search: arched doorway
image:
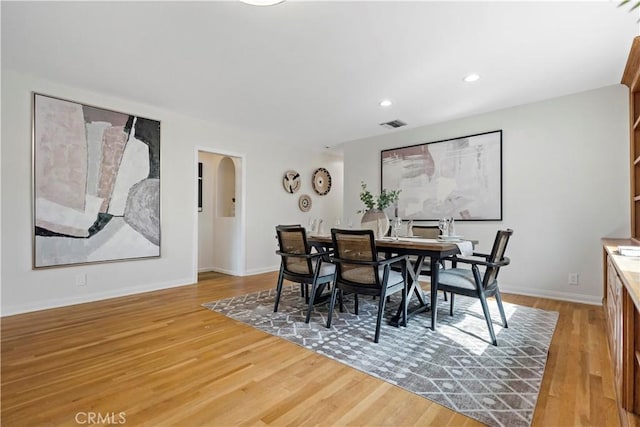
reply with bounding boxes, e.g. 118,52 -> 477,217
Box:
196,149 -> 245,276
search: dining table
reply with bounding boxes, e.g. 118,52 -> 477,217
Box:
307,233 -> 476,331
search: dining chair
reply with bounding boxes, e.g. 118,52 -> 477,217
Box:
436,229 -> 513,346
326,228 -> 409,343
410,224 -> 441,239
274,225 -> 336,323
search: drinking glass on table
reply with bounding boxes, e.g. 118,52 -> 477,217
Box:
438,218 -> 449,237
392,218 -> 403,240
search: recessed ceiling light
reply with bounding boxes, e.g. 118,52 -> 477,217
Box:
240,0 -> 285,6
463,74 -> 480,83
379,99 -> 392,107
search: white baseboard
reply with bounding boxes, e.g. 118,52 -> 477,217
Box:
242,265 -> 280,276
1,277 -> 195,317
202,267 -> 237,275
499,286 -> 602,306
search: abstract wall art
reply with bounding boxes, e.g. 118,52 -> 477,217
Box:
32,93 -> 161,268
381,130 -> 502,221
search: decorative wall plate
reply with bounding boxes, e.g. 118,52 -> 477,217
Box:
312,167 -> 332,195
298,194 -> 312,212
283,170 -> 301,194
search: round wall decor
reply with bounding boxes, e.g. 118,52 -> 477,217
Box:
283,170 -> 301,194
298,194 -> 312,212
312,167 -> 332,195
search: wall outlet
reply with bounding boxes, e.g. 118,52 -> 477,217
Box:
568,273 -> 579,286
75,273 -> 87,287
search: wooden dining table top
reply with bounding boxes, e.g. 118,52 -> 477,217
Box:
307,234 -> 474,252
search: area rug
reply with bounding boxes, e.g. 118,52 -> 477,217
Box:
203,285 -> 558,427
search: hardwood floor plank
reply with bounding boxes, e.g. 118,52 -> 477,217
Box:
0,272 -> 622,426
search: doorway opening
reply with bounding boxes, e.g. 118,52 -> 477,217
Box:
196,148 -> 245,277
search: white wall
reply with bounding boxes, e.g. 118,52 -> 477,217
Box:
342,85 -> 630,305
1,70 -> 343,315
242,148 -> 344,274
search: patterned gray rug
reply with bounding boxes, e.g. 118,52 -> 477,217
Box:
203,284 -> 558,427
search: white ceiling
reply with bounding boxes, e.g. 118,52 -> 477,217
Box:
2,1 -> 638,149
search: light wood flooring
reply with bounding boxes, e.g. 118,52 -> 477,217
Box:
1,271 -> 621,426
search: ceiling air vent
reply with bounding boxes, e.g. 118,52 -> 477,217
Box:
380,119 -> 407,129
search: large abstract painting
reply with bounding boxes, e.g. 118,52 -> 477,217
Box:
381,130 -> 502,221
32,93 -> 161,268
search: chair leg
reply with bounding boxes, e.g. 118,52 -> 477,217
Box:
339,290 -> 344,312
354,294 -> 359,315
402,284 -> 408,327
326,285 -> 339,329
431,282 -> 439,331
305,281 -> 319,323
274,266 -> 285,312
449,293 -> 455,316
478,292 -> 497,346
443,291 -> 448,302
374,291 -> 387,343
304,283 -> 311,304
494,289 -> 509,328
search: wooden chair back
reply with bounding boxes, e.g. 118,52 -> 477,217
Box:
411,225 -> 440,238
331,228 -> 379,287
483,229 -> 513,287
275,225 -> 313,276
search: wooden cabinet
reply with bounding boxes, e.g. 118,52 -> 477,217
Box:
607,255 -> 625,398
603,240 -> 640,427
622,36 -> 640,244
